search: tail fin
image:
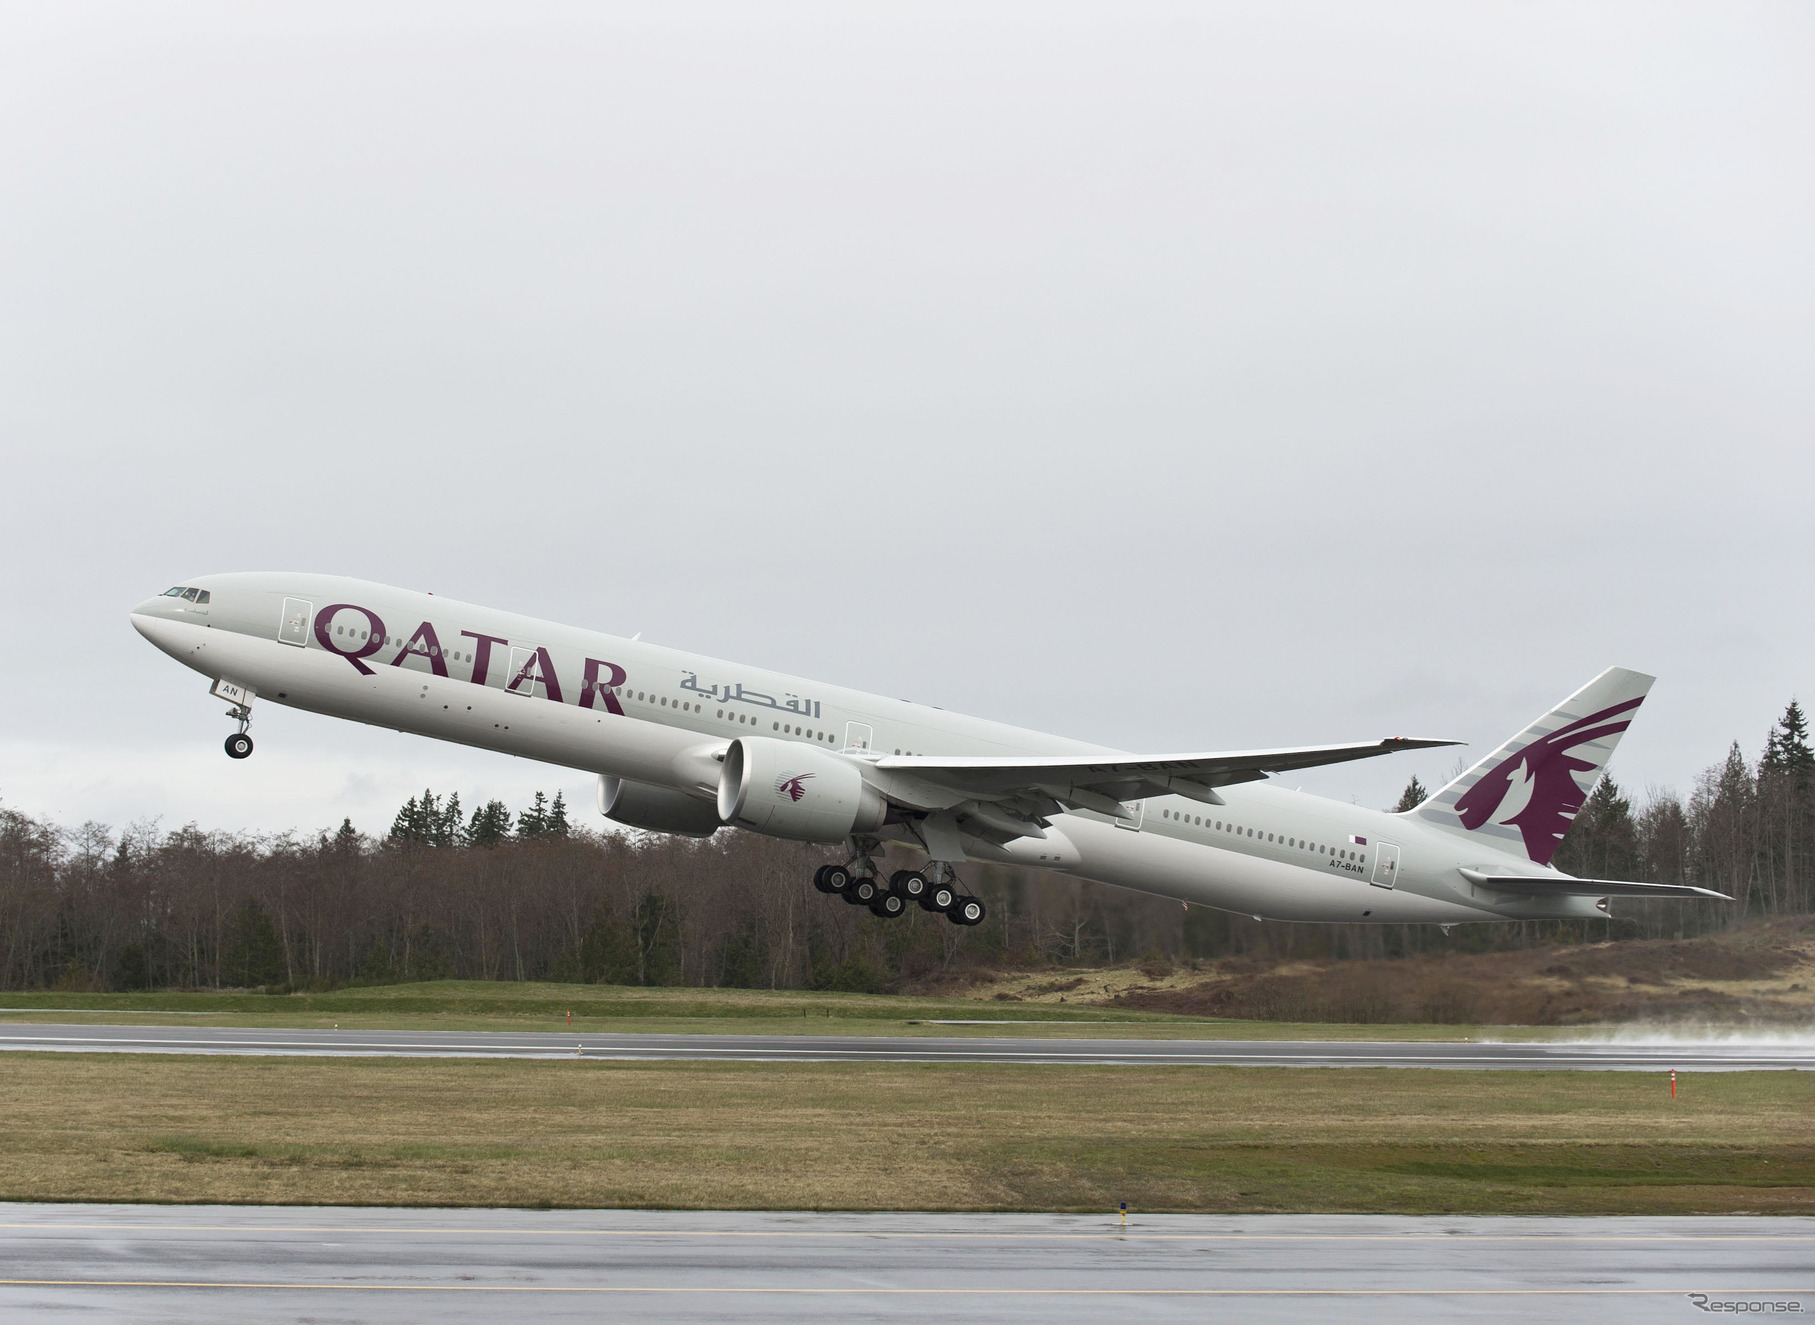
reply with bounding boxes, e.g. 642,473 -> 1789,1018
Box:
1412,667 -> 1655,866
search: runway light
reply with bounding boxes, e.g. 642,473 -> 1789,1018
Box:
1120,1200 -> 1127,1226
1671,1069 -> 1677,1100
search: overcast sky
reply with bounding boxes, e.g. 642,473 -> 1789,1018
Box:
1,1 -> 1810,842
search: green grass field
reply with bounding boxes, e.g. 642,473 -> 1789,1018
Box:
0,980 -> 1570,1039
0,1053 -> 1808,1214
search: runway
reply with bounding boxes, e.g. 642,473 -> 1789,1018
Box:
0,1205 -> 1808,1324
0,1022 -> 1810,1069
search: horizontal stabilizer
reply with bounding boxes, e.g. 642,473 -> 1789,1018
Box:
1459,869 -> 1730,901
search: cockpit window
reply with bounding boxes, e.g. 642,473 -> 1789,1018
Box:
161,586 -> 210,604
162,587 -> 186,597
181,587 -> 200,602
197,590 -> 210,604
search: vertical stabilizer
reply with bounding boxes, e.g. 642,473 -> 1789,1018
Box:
1412,667 -> 1654,866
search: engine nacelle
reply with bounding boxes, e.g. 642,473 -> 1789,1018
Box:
716,737 -> 887,843
597,775 -> 722,838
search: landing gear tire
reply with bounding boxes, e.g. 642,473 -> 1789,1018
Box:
949,896 -> 986,926
817,864 -> 851,894
868,891 -> 906,919
224,733 -> 254,760
843,875 -> 880,906
889,870 -> 928,903
924,881 -> 957,912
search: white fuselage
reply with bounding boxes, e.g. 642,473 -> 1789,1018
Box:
130,573 -> 1595,926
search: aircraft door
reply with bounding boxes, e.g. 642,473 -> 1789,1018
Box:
1370,843 -> 1401,889
503,645 -> 544,697
844,722 -> 874,754
278,598 -> 312,647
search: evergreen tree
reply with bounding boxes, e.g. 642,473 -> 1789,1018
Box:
1694,743 -> 1758,911
1757,700 -> 1814,913
719,919 -> 767,988
332,818 -> 360,852
547,790 -> 570,838
1390,775 -> 1429,814
577,909 -> 639,984
221,900 -> 285,987
1762,699 -> 1814,783
466,799 -> 513,847
436,793 -> 463,848
516,791 -> 550,840
1554,774 -> 1640,881
389,790 -> 444,846
389,794 -> 422,843
633,892 -> 681,985
388,791 -> 464,847
114,941 -> 150,991
403,925 -> 453,980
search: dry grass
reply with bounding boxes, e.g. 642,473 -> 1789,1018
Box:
0,1054 -> 1810,1214
1102,919 -> 1815,1025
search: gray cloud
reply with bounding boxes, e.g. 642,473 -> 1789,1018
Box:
2,1 -> 1809,836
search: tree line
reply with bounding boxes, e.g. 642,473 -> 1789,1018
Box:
0,700 -> 1808,992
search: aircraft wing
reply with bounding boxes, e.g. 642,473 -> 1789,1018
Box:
870,737 -> 1460,827
1459,871 -> 1732,901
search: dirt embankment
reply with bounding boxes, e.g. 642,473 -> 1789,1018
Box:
933,919 -> 1815,1026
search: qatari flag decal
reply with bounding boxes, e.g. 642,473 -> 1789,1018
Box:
1349,835 -> 1368,845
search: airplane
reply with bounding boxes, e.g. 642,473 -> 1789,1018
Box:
130,574 -> 1728,928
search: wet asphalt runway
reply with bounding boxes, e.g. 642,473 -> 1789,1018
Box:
0,1022 -> 1810,1069
0,1206 -> 1808,1324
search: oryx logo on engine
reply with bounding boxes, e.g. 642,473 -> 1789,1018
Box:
775,772 -> 815,802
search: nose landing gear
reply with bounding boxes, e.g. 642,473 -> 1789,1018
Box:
213,679 -> 256,760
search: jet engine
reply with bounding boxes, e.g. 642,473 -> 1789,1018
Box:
716,737 -> 887,843
596,775 -> 722,838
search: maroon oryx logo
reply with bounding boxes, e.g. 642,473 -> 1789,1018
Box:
1453,697 -> 1642,864
775,772 -> 815,802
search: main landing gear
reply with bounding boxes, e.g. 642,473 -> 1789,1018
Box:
812,851 -> 986,927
